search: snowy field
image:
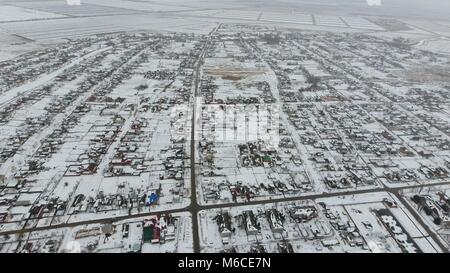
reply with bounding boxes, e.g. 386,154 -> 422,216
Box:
0,5 -> 65,22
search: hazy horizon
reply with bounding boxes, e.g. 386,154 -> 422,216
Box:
0,0 -> 449,21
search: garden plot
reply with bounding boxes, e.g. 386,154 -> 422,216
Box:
164,41 -> 197,55
350,61 -> 389,79
330,80 -> 371,101
287,73 -> 309,89
308,151 -> 380,192
211,77 -> 264,101
282,104 -> 382,193
0,77 -> 85,151
203,58 -> 267,101
212,40 -> 245,58
198,111 -> 315,205
300,60 -> 330,78
370,157 -> 450,188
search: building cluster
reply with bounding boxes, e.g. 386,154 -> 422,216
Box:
0,32 -> 200,232
142,214 -> 177,245
412,192 -> 450,226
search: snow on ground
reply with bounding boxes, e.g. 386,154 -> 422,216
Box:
1,212 -> 193,253
199,192 -> 440,253
0,5 -> 65,22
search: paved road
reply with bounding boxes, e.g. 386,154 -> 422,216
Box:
188,23 -> 221,253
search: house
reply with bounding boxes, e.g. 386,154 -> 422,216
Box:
290,206 -> 318,222
267,209 -> 284,233
243,210 -> 259,235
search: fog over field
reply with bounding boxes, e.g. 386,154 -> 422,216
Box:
1,0 -> 449,21
1,0 -> 449,22
0,0 -> 448,59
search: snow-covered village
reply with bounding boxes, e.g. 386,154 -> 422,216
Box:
0,0 -> 450,254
